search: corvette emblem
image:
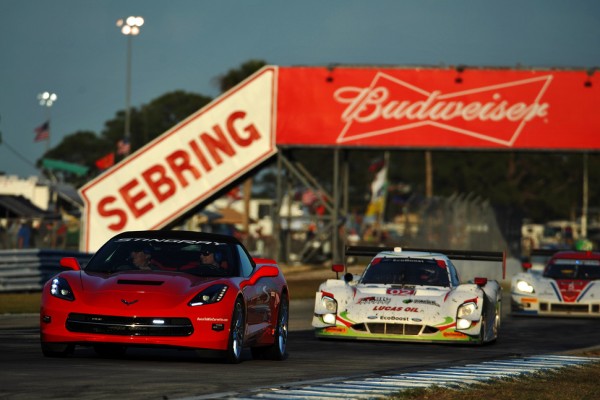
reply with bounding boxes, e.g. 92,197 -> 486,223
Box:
121,299 -> 139,306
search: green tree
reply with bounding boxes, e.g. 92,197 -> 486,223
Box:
213,59 -> 267,92
38,131 -> 110,187
100,90 -> 212,157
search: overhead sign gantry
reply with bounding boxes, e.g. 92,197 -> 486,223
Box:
80,65 -> 600,252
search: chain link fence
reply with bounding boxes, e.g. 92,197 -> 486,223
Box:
249,192 -> 522,266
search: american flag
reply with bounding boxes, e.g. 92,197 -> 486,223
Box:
117,139 -> 131,155
34,121 -> 50,142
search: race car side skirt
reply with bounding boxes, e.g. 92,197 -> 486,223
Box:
314,327 -> 483,344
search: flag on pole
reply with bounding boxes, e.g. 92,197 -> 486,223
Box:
117,139 -> 131,155
95,152 -> 115,170
34,121 -> 50,142
365,157 -> 388,220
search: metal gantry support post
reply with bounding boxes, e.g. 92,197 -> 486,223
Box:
333,148 -> 340,264
273,147 -> 348,265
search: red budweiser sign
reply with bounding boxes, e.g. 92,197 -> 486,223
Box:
276,66 -> 600,149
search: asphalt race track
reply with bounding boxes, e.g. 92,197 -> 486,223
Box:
1,299 -> 599,400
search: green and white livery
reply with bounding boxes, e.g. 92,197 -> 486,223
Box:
313,246 -> 504,344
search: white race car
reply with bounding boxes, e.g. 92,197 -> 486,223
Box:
313,246 -> 505,344
511,250 -> 600,317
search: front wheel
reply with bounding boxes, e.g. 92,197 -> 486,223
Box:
494,299 -> 502,335
225,298 -> 245,364
477,314 -> 487,345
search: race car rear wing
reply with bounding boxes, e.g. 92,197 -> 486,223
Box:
529,248 -> 562,257
523,248 -> 597,269
344,245 -> 507,279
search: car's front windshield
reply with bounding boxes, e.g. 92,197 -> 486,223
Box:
544,259 -> 600,280
361,257 -> 450,287
84,237 -> 239,277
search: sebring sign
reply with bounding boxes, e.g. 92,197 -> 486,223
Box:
80,68 -> 277,252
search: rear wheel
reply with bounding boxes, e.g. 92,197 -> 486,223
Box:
493,299 -> 502,337
225,298 -> 245,364
41,342 -> 75,358
252,294 -> 289,361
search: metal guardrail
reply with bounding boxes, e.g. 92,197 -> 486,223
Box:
0,249 -> 93,293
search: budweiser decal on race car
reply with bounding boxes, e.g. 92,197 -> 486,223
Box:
334,72 -> 552,146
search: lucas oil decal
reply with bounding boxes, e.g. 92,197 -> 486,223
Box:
373,306 -> 420,312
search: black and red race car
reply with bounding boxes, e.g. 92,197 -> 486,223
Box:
40,230 -> 289,363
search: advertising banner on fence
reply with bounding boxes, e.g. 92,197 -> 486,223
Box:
276,66 -> 600,150
79,67 -> 277,252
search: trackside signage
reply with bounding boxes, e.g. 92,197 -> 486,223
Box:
79,67 -> 277,252
275,67 -> 600,149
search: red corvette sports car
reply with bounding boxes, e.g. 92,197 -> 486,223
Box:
40,230 -> 289,363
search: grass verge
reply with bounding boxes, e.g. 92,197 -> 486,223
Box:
0,292 -> 40,314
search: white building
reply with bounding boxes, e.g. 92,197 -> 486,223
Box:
0,175 -> 50,210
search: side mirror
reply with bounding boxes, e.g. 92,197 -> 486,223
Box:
522,262 -> 532,270
332,264 -> 345,279
343,272 -> 354,283
332,264 -> 345,273
60,257 -> 81,271
474,277 -> 488,287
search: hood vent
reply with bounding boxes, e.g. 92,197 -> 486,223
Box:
117,279 -> 164,286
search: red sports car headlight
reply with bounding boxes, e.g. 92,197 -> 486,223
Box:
188,284 -> 228,306
50,276 -> 75,301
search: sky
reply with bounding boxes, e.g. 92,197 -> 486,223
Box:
1,0 -> 600,179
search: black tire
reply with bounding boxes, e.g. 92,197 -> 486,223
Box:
93,344 -> 127,358
41,342 -> 75,358
252,294 -> 289,361
225,298 -> 245,364
494,299 -> 502,335
478,313 -> 487,345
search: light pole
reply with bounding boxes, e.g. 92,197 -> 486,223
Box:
116,16 -> 144,153
37,91 -> 57,152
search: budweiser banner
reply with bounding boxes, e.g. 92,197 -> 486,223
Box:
79,68 -> 277,251
276,66 -> 600,149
